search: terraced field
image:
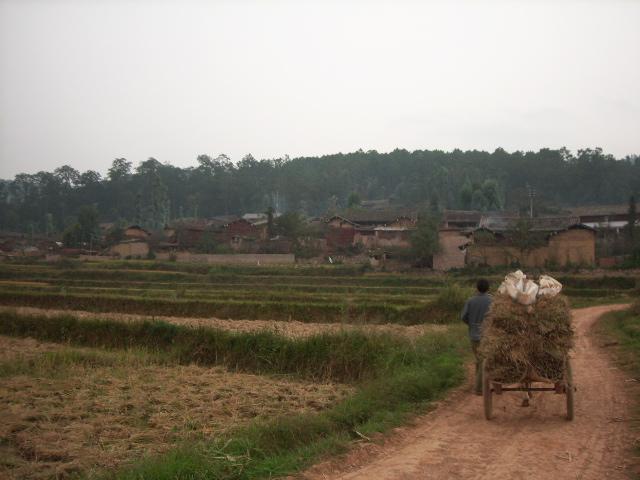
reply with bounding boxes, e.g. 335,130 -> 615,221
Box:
0,260 -> 637,479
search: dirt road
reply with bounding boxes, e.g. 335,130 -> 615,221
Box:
303,304 -> 636,480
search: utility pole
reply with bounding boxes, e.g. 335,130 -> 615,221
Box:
526,184 -> 536,218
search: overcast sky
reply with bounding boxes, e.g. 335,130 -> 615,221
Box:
1,0 -> 639,178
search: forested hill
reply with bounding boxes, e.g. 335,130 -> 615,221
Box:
1,147 -> 639,234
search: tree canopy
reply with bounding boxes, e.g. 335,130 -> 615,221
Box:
1,147 -> 638,235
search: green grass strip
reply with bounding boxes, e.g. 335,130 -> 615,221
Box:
0,291 -> 456,324
597,301 -> 640,376
0,309 -> 461,383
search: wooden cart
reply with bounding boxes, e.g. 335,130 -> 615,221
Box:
482,357 -> 575,421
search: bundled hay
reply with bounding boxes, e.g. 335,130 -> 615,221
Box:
479,294 -> 573,383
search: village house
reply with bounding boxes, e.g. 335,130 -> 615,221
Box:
431,210 -> 484,270
566,204 -> 637,265
326,208 -> 488,269
162,216 -> 235,250
466,216 -> 596,268
325,209 -> 418,251
568,204 -> 633,231
108,225 -> 151,258
432,210 -> 507,270
432,228 -> 470,271
161,215 -> 270,253
440,210 -> 483,230
225,218 -> 268,251
123,225 -> 151,240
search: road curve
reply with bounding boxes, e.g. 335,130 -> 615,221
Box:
302,304 -> 635,480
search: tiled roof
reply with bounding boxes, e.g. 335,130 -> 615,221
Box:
168,216 -> 240,230
442,210 -> 483,222
478,215 -> 585,232
334,208 -> 418,224
568,204 -> 629,217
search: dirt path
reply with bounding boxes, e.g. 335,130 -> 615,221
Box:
303,304 -> 636,480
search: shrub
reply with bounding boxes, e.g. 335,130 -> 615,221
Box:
432,284 -> 471,314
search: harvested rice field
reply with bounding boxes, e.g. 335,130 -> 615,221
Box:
0,306 -> 448,339
0,261 -> 637,479
0,335 -> 353,480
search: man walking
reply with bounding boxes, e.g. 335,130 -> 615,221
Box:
461,279 -> 492,395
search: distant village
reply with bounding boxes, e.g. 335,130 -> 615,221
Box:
0,200 -> 637,271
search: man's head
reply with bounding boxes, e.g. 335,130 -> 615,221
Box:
476,278 -> 489,293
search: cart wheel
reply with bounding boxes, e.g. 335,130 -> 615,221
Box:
565,357 -> 574,421
483,360 -> 492,420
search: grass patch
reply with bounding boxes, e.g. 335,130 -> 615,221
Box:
597,302 -> 640,378
0,345 -> 165,378
557,275 -> 638,290
0,310 -> 463,383
91,261 -> 368,277
569,295 -> 633,309
0,276 -> 443,295
595,301 -> 640,478
0,283 -> 433,306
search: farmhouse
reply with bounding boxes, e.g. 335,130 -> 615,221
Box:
441,210 -> 483,230
567,204 -> 638,265
160,215 -> 271,253
568,204 -> 632,231
325,208 -> 490,269
226,218 -> 267,241
109,240 -> 149,258
123,225 -> 150,240
107,225 -> 151,258
466,216 -> 596,267
163,216 -> 237,250
432,228 -> 470,271
326,209 -> 418,251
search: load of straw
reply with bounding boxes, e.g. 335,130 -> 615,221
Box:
479,293 -> 573,383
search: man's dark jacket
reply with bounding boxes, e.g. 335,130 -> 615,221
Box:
461,293 -> 492,341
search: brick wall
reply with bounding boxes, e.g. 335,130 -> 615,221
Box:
155,252 -> 295,265
110,242 -> 150,258
433,230 -> 468,270
467,229 -> 595,267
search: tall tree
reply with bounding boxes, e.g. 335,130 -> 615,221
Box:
410,211 -> 440,267
347,192 -> 361,207
627,195 -> 637,242
53,165 -> 80,188
1,147 -> 639,234
108,158 -> 132,181
266,206 -> 275,238
508,217 -> 546,263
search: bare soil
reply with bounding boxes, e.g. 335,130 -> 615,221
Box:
0,305 -> 447,339
0,336 -> 353,480
301,304 -> 637,480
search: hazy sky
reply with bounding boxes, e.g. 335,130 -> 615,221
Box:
1,0 -> 639,178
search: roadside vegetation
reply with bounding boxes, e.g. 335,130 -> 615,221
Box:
597,301 -> 640,378
596,301 -> 640,477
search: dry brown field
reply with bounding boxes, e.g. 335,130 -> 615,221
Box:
0,335 -> 352,480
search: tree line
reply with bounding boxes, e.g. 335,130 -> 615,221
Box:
1,147 -> 639,235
